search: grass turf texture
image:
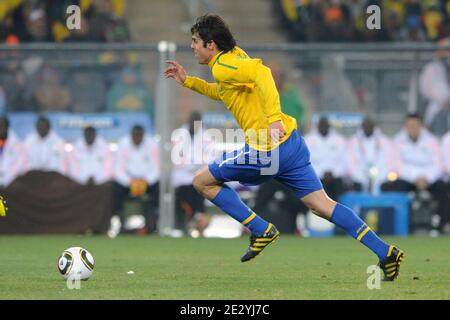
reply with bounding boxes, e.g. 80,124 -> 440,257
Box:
0,235 -> 449,299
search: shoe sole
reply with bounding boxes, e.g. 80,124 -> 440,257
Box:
394,251 -> 405,281
242,233 -> 280,263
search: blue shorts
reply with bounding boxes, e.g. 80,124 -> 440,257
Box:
208,130 -> 323,198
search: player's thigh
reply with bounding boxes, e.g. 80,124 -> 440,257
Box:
300,189 -> 336,220
275,162 -> 323,200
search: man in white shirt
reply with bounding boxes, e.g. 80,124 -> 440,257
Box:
442,130 -> 450,231
24,116 -> 67,175
348,117 -> 395,193
443,131 -> 450,182
419,38 -> 450,131
0,116 -> 27,187
381,113 -> 449,231
171,111 -> 215,235
304,116 -> 350,201
67,126 -> 113,185
113,125 -> 160,233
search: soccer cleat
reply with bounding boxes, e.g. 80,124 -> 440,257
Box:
240,224 -> 280,262
0,196 -> 7,217
378,245 -> 405,281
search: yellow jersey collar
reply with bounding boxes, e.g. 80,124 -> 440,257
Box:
208,50 -> 224,68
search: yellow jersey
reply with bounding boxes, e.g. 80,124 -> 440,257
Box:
183,46 -> 297,151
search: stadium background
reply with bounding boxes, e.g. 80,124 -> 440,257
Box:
0,0 -> 450,300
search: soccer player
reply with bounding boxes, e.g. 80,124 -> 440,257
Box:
164,14 -> 404,280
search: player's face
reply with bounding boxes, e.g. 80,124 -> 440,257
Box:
191,33 -> 214,65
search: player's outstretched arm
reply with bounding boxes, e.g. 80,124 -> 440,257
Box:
165,60 -> 221,100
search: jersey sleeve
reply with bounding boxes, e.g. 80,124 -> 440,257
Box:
183,76 -> 221,100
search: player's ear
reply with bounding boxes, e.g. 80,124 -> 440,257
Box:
207,40 -> 216,51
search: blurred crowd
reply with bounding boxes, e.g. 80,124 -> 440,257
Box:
0,0 -> 129,43
0,59 -> 154,115
0,0 -> 146,115
276,0 -> 450,42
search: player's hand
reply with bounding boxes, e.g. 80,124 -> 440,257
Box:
0,196 -> 8,217
164,60 -> 187,84
269,121 -> 286,144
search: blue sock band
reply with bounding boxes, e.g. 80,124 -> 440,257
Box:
331,203 -> 390,260
211,184 -> 269,235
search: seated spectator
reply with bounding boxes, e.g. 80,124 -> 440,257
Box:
107,68 -> 154,117
347,117 -> 395,193
13,5 -> 54,42
304,116 -> 349,201
422,2 -> 445,41
419,37 -> 450,133
0,115 -> 27,187
62,14 -> 95,43
443,130 -> 450,179
400,0 -> 425,41
34,65 -> 71,112
67,126 -> 113,185
87,0 -> 130,42
442,131 -> 450,214
399,14 -> 426,41
304,0 -> 328,41
24,116 -> 67,174
269,61 -> 306,130
113,125 -> 159,232
47,1 -> 92,42
0,86 -> 5,114
381,113 -> 449,232
0,56 -> 39,111
171,111 -> 215,236
276,0 -> 449,42
322,2 -> 354,42
70,70 -> 106,112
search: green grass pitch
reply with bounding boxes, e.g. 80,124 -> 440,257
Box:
0,235 -> 449,299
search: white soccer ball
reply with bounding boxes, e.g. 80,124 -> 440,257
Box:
57,247 -> 95,281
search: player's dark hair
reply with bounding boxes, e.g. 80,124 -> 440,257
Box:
191,14 -> 236,52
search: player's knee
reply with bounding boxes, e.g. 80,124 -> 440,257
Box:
192,172 -> 205,194
303,195 -> 335,219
